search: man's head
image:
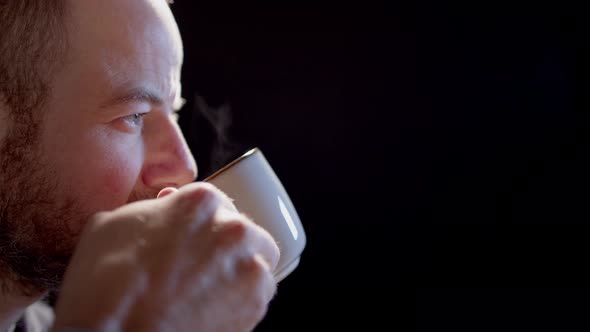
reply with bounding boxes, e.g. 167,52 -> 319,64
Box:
0,0 -> 197,295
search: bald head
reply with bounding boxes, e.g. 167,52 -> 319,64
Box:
0,0 -> 178,138
64,0 -> 183,97
0,0 -> 191,294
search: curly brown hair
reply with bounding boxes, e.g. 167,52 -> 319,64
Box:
0,1 -> 68,129
0,1 -> 69,295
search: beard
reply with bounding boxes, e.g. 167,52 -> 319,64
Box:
0,116 -> 155,296
0,117 -> 82,296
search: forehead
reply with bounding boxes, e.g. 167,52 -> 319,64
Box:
65,0 -> 183,80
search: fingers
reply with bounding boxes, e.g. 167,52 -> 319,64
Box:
156,183 -> 230,233
177,211 -> 280,293
184,220 -> 278,307
167,182 -> 238,213
247,224 -> 281,272
157,187 -> 178,198
156,181 -> 280,293
212,218 -> 280,272
236,253 -> 278,308
176,182 -> 280,271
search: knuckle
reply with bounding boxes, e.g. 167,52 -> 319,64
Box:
86,211 -> 110,230
175,184 -> 222,225
195,181 -> 218,194
184,183 -> 218,204
259,229 -> 281,269
238,254 -> 268,280
88,211 -> 108,223
252,225 -> 281,270
194,182 -> 237,212
213,220 -> 248,248
88,212 -> 105,227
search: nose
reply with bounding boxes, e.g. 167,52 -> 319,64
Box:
141,114 -> 198,189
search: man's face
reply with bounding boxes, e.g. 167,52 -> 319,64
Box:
0,0 -> 197,292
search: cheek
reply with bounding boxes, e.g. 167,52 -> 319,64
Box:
101,159 -> 142,202
55,131 -> 145,212
40,90 -> 147,212
87,146 -> 144,210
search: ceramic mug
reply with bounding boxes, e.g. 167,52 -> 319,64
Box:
204,148 -> 306,282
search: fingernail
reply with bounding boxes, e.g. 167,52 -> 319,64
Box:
157,187 -> 178,198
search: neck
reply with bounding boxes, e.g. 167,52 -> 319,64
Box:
0,278 -> 44,331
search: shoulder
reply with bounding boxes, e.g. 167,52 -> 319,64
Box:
23,300 -> 55,332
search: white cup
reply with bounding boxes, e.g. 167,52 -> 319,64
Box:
204,147 -> 307,282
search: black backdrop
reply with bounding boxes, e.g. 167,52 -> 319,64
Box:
171,2 -> 586,331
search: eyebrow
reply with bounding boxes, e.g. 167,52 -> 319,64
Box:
100,87 -> 185,111
101,88 -> 163,109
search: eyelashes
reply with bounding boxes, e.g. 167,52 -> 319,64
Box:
122,113 -> 148,128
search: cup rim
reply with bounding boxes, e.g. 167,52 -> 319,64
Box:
204,147 -> 260,182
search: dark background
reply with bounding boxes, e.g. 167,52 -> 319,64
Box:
171,2 -> 586,331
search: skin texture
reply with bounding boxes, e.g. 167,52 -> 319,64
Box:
54,183 -> 280,331
0,0 -> 280,330
0,0 -> 196,294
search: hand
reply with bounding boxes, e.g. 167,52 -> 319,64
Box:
52,182 -> 280,332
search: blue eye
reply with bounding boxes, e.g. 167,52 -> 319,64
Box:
123,113 -> 147,127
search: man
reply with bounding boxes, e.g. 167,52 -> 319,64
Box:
0,0 -> 280,331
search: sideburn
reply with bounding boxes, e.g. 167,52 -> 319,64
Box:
0,100 -> 76,296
